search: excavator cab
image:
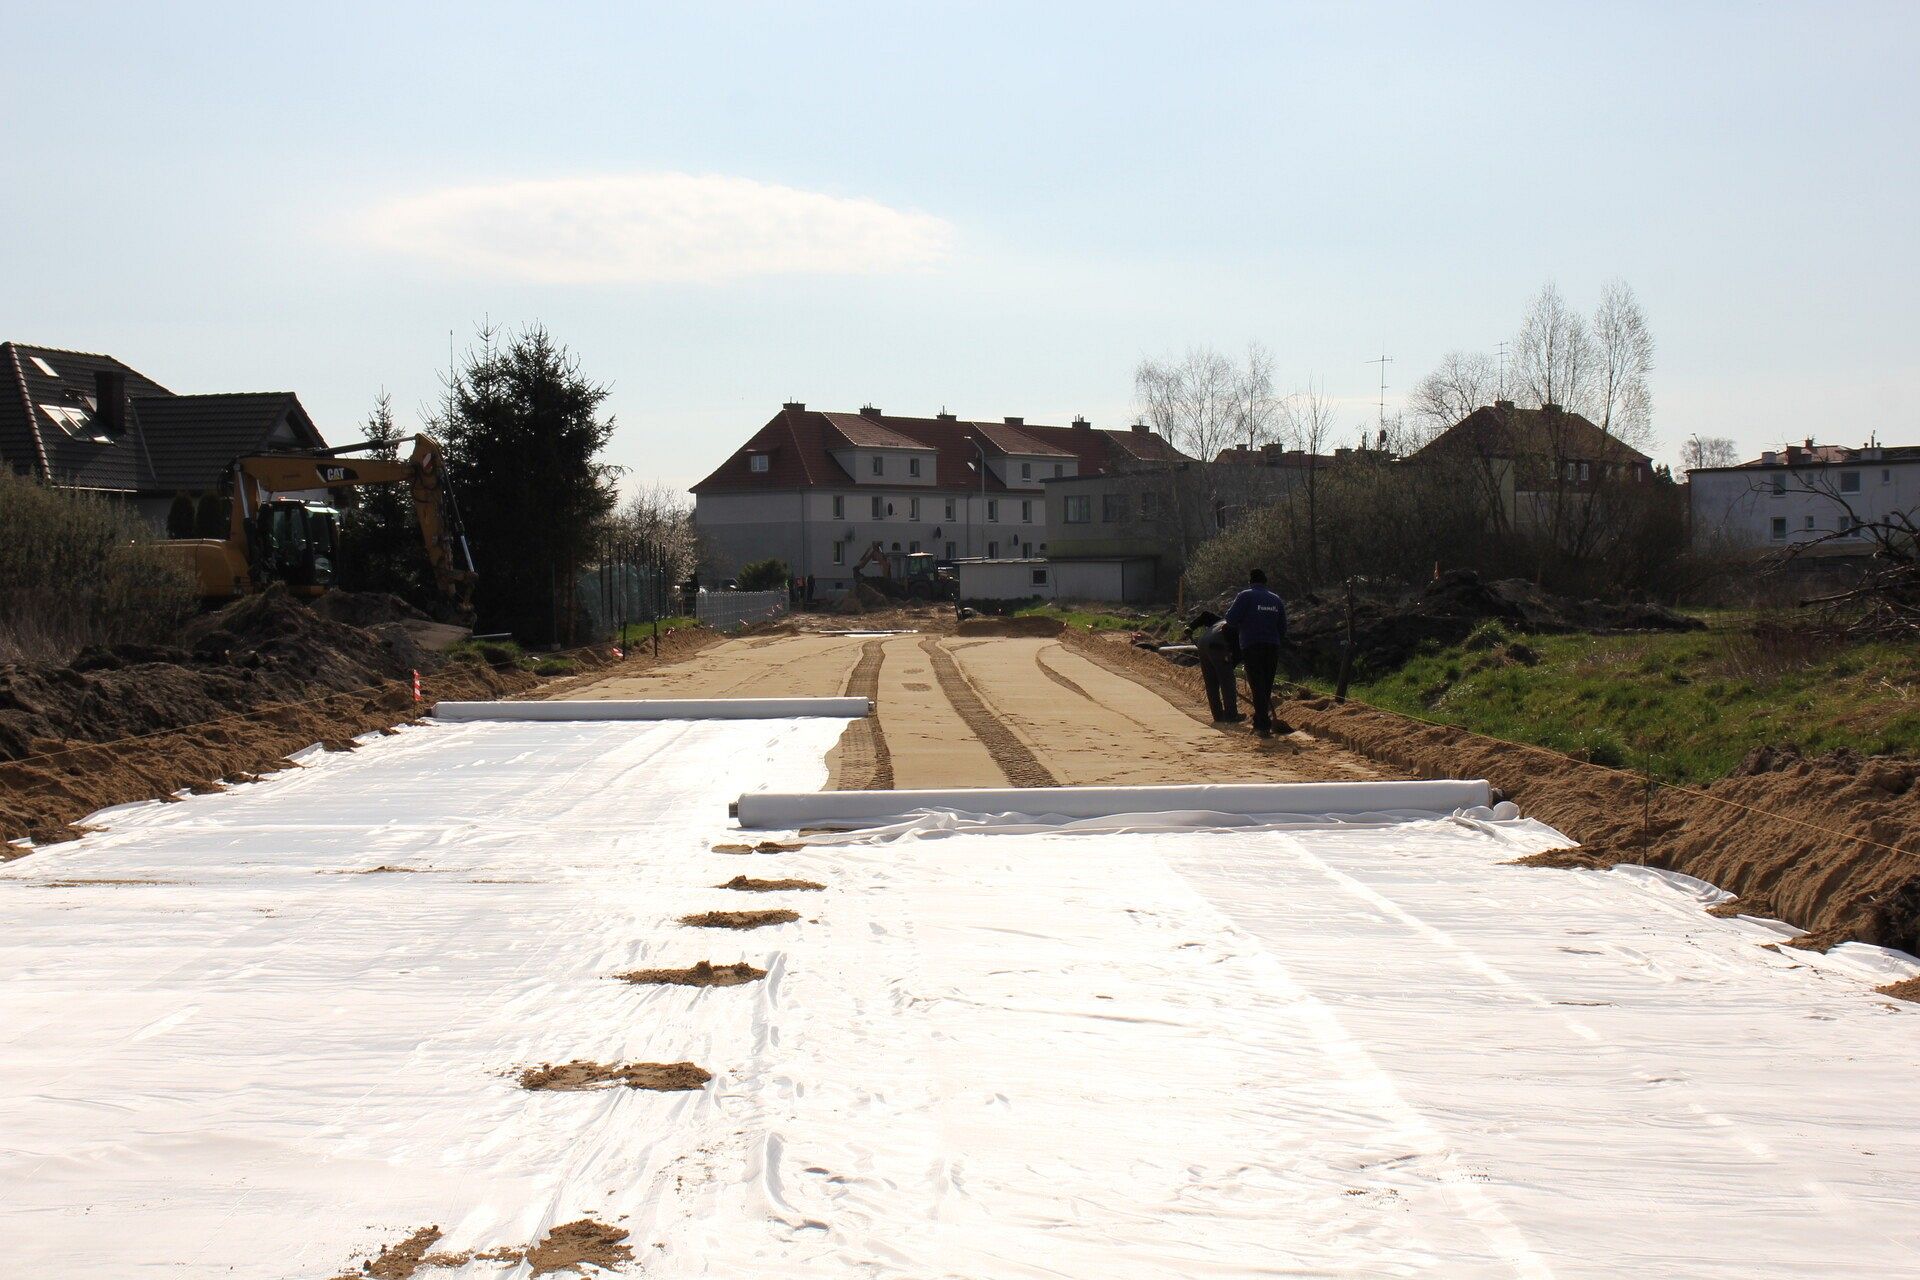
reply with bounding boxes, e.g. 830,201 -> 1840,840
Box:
251,499 -> 341,594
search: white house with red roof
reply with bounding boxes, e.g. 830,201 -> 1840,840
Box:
691,403 -> 1182,593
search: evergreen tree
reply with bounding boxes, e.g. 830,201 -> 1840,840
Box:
434,325 -> 616,644
336,391 -> 432,603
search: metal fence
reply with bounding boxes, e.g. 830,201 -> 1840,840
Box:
695,589 -> 789,632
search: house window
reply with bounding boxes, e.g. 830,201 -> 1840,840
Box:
944,541 -> 956,558
1022,541 -> 1033,557
1140,491 -> 1159,517
1771,474 -> 1786,495
987,540 -> 999,558
1883,469 -> 1893,484
1804,515 -> 1815,530
909,497 -> 920,520
1840,471 -> 1861,493
910,540 -> 920,552
832,542 -> 845,565
1578,461 -> 1590,482
749,453 -> 769,473
1021,462 -> 1032,479
1214,500 -> 1229,531
1844,516 -> 1864,537
987,499 -> 999,521
1020,499 -> 1032,522
1770,517 -> 1788,540
1030,568 -> 1049,586
872,456 -> 884,476
909,457 -> 921,477
871,495 -> 884,519
1053,463 -> 1063,477
944,499 -> 956,520
832,495 -> 844,519
1102,494 -> 1127,522
1063,495 -> 1091,523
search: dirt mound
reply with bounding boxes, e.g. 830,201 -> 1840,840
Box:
718,875 -> 824,891
1279,569 -> 1702,679
680,908 -> 801,929
616,960 -> 767,986
517,1059 -> 712,1091
955,614 -> 1065,637
526,1220 -> 634,1275
1284,695 -> 1920,958
832,582 -> 892,615
0,585 -> 538,844
309,590 -> 429,629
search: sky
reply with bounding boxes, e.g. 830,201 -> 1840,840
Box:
4,1 -> 1917,493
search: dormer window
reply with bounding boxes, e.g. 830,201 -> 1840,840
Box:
909,457 -> 921,477
1021,462 -> 1032,479
872,456 -> 883,476
749,453 -> 770,473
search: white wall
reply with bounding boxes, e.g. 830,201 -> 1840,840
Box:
1690,461 -> 1920,552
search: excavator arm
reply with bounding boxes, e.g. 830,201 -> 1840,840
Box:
230,434 -> 478,605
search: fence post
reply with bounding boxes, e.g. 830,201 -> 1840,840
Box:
1335,577 -> 1356,703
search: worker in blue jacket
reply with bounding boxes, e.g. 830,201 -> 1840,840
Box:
1224,568 -> 1288,736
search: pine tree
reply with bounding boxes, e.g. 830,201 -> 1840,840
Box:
434,325 -> 616,644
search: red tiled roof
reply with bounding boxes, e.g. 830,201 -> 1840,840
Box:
692,406 -> 1186,494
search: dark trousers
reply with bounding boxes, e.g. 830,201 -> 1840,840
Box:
1242,643 -> 1280,732
1199,653 -> 1239,720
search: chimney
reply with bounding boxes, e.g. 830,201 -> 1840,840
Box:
1071,415 -> 1090,431
860,404 -> 881,417
95,368 -> 127,436
782,401 -> 806,413
1004,416 -> 1023,427
1804,436 -> 1815,449
936,411 -> 957,422
1493,399 -> 1514,411
1130,420 -> 1148,434
1541,402 -> 1561,413
1761,450 -> 1779,466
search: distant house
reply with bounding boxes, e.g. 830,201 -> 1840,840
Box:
690,403 -> 1182,594
1044,447 -> 1341,599
1412,400 -> 1654,530
0,342 -> 326,534
1690,438 -> 1920,556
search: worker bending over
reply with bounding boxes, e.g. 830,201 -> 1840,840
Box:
1186,610 -> 1243,723
1224,568 -> 1288,737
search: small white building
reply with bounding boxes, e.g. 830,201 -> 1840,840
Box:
1689,439 -> 1920,555
954,556 -> 1156,604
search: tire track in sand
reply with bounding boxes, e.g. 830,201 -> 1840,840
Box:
830,640 -> 893,790
919,637 -> 1057,787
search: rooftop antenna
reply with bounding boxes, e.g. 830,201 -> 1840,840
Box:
1365,350 -> 1393,434
1495,340 -> 1510,400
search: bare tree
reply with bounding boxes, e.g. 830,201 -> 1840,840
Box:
1278,381 -> 1339,581
1591,279 -> 1655,451
1407,350 -> 1499,442
1680,434 -> 1740,475
1513,282 -> 1593,413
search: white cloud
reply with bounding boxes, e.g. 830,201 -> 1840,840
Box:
356,172 -> 953,285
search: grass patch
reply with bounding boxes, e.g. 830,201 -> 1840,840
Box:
531,656 -> 578,676
1326,622 -> 1920,783
616,617 -> 697,646
447,636 -> 530,668
1013,603 -> 1180,640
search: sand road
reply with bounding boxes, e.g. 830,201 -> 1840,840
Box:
560,628 -> 1381,788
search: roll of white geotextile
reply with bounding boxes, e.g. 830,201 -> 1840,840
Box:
732,779 -> 1491,828
433,697 -> 871,722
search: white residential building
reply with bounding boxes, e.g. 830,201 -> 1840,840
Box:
691,404 -> 1181,593
1689,439 -> 1920,554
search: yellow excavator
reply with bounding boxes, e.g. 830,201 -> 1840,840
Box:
159,434 -> 477,611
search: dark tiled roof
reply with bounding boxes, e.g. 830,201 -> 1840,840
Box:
136,393 -> 323,488
692,406 -> 1185,495
0,342 -> 325,492
1415,404 -> 1652,468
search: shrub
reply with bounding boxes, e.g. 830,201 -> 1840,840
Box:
735,558 -> 790,592
0,472 -> 198,663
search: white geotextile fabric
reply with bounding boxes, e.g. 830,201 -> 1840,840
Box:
1,719 -> 1917,1277
433,696 -> 871,721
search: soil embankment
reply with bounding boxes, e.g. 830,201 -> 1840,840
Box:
1087,629 -> 1920,957
0,588 -> 707,848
